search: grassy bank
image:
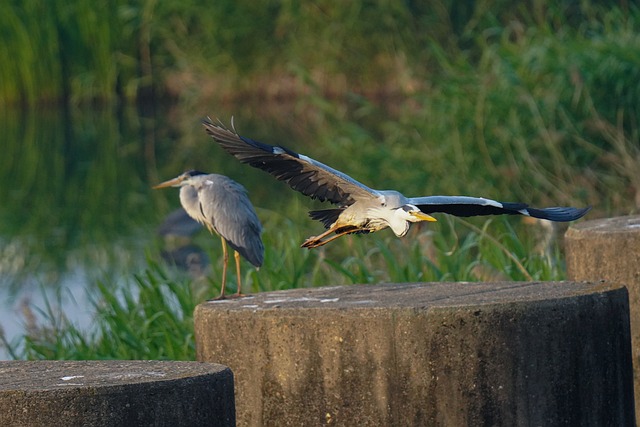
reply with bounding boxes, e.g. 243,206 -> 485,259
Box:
2,215 -> 567,360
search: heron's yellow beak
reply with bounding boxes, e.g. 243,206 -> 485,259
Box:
153,176 -> 182,189
410,211 -> 437,222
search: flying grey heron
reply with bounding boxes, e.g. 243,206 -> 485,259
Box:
154,171 -> 264,298
202,118 -> 591,249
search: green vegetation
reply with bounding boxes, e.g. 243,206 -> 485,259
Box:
2,265 -> 197,360
1,1 -> 637,108
1,1 -> 638,359
2,216 -> 565,360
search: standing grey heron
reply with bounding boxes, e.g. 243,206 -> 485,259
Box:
201,117 -> 591,249
154,171 -> 264,298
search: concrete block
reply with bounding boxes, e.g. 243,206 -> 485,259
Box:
0,360 -> 235,427
566,214 -> 640,422
195,281 -> 634,427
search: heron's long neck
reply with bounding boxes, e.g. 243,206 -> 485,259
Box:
388,215 -> 411,236
367,207 -> 410,236
179,185 -> 206,224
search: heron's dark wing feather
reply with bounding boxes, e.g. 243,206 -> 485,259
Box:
202,118 -> 378,205
308,208 -> 345,228
410,196 -> 591,222
199,175 -> 264,267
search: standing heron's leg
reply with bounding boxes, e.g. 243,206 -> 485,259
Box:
219,237 -> 229,299
234,251 -> 243,296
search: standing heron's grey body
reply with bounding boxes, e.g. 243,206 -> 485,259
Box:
154,171 -> 263,298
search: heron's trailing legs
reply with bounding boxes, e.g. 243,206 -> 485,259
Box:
301,225 -> 359,249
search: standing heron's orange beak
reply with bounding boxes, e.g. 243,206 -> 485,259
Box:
153,176 -> 183,189
409,211 -> 437,222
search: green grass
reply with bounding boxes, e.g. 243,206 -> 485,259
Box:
1,1 -> 637,107
2,216 -> 570,360
2,263 -> 197,360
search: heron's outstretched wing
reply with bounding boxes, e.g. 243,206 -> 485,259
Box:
410,196 -> 591,222
202,118 -> 378,205
199,175 -> 264,267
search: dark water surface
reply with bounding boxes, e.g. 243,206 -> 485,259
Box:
0,104 -> 320,356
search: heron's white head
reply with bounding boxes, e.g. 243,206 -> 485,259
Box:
153,170 -> 210,227
388,204 -> 437,236
153,170 -> 207,189
399,204 -> 437,223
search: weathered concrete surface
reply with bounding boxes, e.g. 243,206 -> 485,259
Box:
0,360 -> 235,427
566,215 -> 640,423
195,281 -> 634,427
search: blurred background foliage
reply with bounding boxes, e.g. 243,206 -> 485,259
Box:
0,1 -> 637,214
1,1 -> 637,109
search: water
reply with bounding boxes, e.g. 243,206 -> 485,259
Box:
0,101 -> 572,358
0,103 -> 315,358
